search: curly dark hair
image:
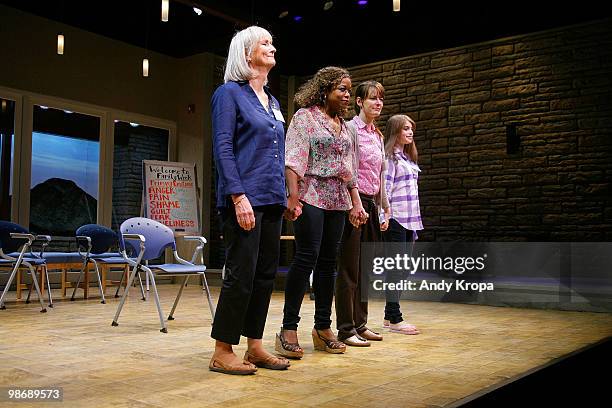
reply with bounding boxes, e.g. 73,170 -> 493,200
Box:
294,66 -> 350,109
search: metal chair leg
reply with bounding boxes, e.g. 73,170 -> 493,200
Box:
146,268 -> 167,333
168,276 -> 189,320
114,267 -> 126,298
25,263 -> 47,313
137,272 -> 146,301
26,266 -> 50,307
201,272 -> 216,320
114,266 -> 144,299
26,271 -> 33,304
91,260 -> 106,304
0,262 -> 22,309
112,264 -> 140,327
71,259 -> 88,301
43,266 -> 53,308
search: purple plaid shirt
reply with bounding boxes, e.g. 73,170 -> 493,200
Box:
385,148 -> 423,232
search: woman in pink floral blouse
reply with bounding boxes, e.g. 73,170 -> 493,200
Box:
276,66 -> 354,358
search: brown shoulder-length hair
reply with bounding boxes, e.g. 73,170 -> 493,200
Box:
354,80 -> 385,140
384,114 -> 418,163
294,66 -> 350,112
353,80 -> 385,115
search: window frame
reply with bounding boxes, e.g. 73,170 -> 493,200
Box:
0,85 -> 176,230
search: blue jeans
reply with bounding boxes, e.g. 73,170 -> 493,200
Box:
383,218 -> 414,324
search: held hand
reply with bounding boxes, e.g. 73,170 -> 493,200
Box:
380,209 -> 390,232
349,205 -> 364,228
380,219 -> 389,232
284,207 -> 302,221
293,202 -> 303,218
285,195 -> 303,221
233,195 -> 255,231
358,209 -> 369,225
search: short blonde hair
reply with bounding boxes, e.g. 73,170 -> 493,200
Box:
224,26 -> 272,83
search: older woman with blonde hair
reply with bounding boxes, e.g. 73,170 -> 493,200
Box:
210,25 -> 290,375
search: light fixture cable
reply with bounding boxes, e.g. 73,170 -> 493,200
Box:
57,0 -> 65,55
143,0 -> 150,77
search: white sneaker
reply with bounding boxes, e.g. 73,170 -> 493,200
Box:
342,334 -> 371,347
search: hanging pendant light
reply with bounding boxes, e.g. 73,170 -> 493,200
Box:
143,58 -> 150,77
57,33 -> 65,55
161,0 -> 169,22
393,0 -> 400,12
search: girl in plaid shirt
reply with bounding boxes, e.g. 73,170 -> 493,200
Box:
383,114 -> 423,335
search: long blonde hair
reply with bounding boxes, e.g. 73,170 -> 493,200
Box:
384,114 -> 418,163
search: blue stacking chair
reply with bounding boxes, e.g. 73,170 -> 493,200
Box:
0,221 -> 51,312
72,224 -> 144,304
112,217 -> 214,333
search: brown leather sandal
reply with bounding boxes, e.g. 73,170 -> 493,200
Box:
312,328 -> 346,354
275,328 -> 304,359
244,351 -> 290,370
209,357 -> 257,375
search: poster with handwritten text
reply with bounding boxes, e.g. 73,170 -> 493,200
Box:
143,160 -> 200,234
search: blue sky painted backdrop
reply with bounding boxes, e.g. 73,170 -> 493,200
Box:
31,132 -> 99,199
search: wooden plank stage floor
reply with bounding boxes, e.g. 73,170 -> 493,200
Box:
1,284 -> 611,407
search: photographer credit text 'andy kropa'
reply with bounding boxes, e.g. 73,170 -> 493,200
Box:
370,253 -> 495,293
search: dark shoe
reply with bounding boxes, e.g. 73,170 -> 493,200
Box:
359,328 -> 383,341
342,334 -> 370,347
209,357 -> 257,375
312,329 -> 346,354
275,328 -> 304,359
244,351 -> 290,370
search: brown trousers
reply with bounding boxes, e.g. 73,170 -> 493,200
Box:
335,194 -> 382,340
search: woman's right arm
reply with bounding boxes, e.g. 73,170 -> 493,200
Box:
348,187 -> 365,227
212,87 -> 255,230
212,87 -> 242,195
385,157 -> 396,206
284,109 -> 310,220
285,168 -> 302,220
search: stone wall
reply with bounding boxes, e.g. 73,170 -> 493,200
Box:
288,19 -> 612,241
111,128 -> 169,231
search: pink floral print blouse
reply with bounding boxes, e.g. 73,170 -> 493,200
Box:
285,106 -> 355,210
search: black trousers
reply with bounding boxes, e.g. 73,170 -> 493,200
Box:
282,202 -> 345,331
383,218 -> 415,324
335,194 -> 381,339
211,204 -> 283,345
